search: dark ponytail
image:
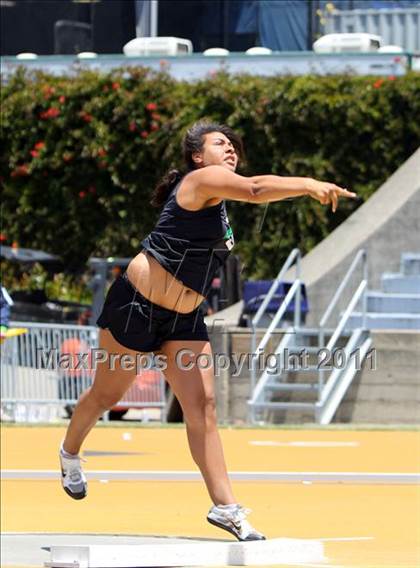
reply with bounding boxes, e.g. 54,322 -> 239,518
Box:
150,120 -> 244,208
150,168 -> 183,207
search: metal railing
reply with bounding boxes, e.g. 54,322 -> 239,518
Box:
325,7 -> 420,53
250,248 -> 302,390
318,248 -> 368,391
1,322 -> 167,423
319,249 -> 368,343
248,329 -> 296,423
248,247 -> 371,424
1,51 -> 415,81
315,328 -> 372,425
312,249 -> 370,422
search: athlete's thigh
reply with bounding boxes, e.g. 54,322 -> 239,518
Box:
158,340 -> 216,407
90,328 -> 147,399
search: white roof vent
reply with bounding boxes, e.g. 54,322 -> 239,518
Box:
77,52 -> 98,59
16,52 -> 38,60
313,33 -> 383,53
203,47 -> 230,56
377,45 -> 404,53
123,37 -> 192,56
245,47 -> 272,55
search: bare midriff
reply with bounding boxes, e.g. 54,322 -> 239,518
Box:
126,250 -> 205,313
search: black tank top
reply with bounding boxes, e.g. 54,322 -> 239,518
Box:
141,180 -> 234,296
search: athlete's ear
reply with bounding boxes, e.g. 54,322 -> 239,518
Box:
192,151 -> 204,167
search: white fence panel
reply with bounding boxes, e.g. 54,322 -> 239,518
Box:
1,322 -> 167,423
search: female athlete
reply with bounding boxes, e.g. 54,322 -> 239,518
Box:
59,121 -> 356,541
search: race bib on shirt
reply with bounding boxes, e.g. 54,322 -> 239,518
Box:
224,226 -> 235,250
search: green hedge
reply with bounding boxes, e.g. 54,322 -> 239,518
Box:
1,67 -> 419,280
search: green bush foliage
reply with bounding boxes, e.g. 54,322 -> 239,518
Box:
1,67 -> 419,280
0,259 -> 92,304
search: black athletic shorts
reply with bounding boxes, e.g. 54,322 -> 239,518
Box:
96,272 -> 209,352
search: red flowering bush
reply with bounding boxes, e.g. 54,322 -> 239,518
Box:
1,66 -> 179,270
1,67 -> 419,277
40,107 -> 60,119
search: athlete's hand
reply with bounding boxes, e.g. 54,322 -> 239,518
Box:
305,178 -> 357,212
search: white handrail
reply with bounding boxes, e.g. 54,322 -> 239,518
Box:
318,248 -> 368,394
248,330 -> 295,406
250,248 -> 301,389
319,249 -> 366,330
317,280 -> 367,400
248,247 -> 371,425
10,321 -> 97,331
255,279 -> 301,355
318,328 -> 364,407
251,248 -> 301,328
326,280 -> 367,352
250,279 -> 301,390
319,248 -> 367,349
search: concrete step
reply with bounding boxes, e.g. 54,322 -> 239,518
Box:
266,382 -> 319,392
401,253 -> 420,276
362,372 -> 420,386
370,330 -> 420,351
341,382 -> 419,403
287,346 -> 321,354
292,334 -> 350,349
381,274 -> 420,294
347,312 -> 420,330
250,401 -> 315,411
334,399 -> 420,423
283,346 -> 321,366
360,356 -> 419,378
367,291 -> 420,313
269,389 -> 320,404
286,365 -> 320,373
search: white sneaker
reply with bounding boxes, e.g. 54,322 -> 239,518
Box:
207,504 -> 266,541
59,446 -> 87,500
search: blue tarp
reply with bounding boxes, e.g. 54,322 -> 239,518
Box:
242,281 -> 309,315
135,0 -> 420,52
235,0 -> 420,51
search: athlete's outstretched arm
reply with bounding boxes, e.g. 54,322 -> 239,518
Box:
186,165 -> 356,212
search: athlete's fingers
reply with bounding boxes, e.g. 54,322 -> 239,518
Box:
326,183 -> 356,198
330,190 -> 338,212
337,188 -> 357,198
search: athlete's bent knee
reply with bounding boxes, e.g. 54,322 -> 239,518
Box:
89,388 -> 124,412
184,395 -> 218,429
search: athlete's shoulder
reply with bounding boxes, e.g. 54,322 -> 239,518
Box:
184,166 -> 257,203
